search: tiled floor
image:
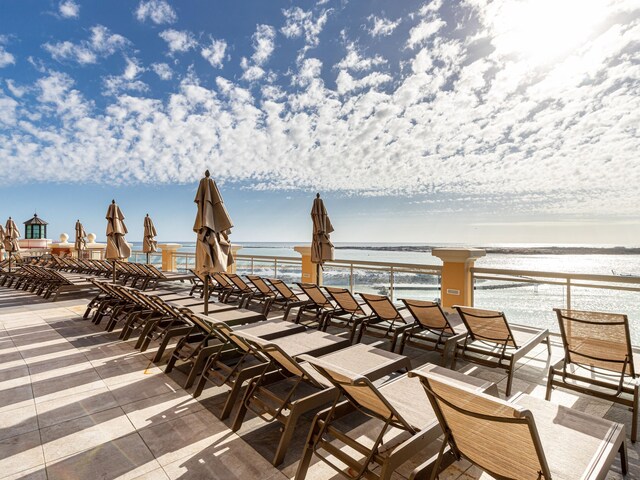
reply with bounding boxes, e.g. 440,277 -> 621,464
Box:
0,286 -> 636,479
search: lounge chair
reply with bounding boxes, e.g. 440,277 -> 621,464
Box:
413,368 -> 628,479
453,305 -> 550,396
266,278 -> 312,321
295,282 -> 336,326
357,293 -> 415,351
295,361 -> 497,480
546,308 -> 640,442
232,335 -> 410,466
322,286 -> 373,342
398,299 -> 467,365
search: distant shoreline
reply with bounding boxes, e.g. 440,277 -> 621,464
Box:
332,245 -> 640,255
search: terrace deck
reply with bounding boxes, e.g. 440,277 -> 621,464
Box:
0,287 -> 633,479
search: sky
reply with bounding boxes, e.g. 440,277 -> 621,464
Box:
0,0 -> 639,245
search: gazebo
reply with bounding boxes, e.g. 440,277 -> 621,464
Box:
23,213 -> 48,240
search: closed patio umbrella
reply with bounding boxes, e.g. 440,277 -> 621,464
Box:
4,217 -> 20,272
0,225 -> 4,261
193,170 -> 234,314
311,193 -> 334,285
143,214 -> 158,264
75,220 -> 87,258
105,200 -> 131,282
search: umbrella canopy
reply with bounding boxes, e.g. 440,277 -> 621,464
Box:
75,220 -> 87,252
311,193 -> 334,265
0,225 -> 4,255
143,214 -> 158,254
105,200 -> 131,260
4,217 -> 20,253
193,170 -> 234,274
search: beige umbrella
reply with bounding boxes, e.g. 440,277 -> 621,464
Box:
193,170 -> 234,314
143,214 -> 158,264
105,200 -> 131,282
4,217 -> 20,271
311,193 -> 334,285
75,220 -> 87,257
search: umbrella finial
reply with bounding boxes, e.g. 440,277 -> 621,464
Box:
316,193 -> 320,199
205,170 -> 210,178
146,213 -> 149,217
112,199 -> 115,204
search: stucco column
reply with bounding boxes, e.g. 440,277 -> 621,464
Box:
227,245 -> 243,274
159,243 -> 182,272
431,248 -> 486,308
294,245 -> 319,284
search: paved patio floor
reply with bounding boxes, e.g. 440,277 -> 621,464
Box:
0,286 -> 636,479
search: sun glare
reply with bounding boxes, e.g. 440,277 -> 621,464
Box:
490,0 -> 608,64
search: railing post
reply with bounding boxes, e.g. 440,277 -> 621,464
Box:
349,263 -> 354,292
294,245 -> 318,284
226,245 -> 243,274
389,266 -> 395,302
158,244 -> 182,272
274,258 -> 278,278
566,278 -> 572,310
250,257 -> 254,274
431,248 -> 486,308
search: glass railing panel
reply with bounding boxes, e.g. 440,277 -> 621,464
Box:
473,277 -> 565,333
392,271 -> 441,303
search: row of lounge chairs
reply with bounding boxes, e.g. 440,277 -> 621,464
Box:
77,274 -> 632,478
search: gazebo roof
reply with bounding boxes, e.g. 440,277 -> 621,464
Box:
24,213 -> 48,225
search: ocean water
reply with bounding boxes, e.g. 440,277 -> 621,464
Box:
129,241 -> 640,342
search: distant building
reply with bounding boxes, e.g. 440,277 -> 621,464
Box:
23,213 -> 48,239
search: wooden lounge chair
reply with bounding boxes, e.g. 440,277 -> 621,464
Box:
266,278 -> 312,321
413,368 -> 628,479
546,308 -> 640,442
322,286 -> 373,342
398,299 -> 467,365
232,335 -> 410,466
295,283 -> 336,326
357,293 -> 415,351
295,361 -> 497,480
453,305 -> 550,396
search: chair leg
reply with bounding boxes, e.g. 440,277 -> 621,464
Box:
619,439 -> 629,475
632,385 -> 639,443
273,410 -> 303,466
231,380 -> 254,432
295,419 -> 317,480
505,364 -> 515,397
545,366 -> 555,401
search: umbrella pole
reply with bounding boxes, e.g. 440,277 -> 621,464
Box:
204,275 -> 209,315
316,263 -> 321,286
112,261 -> 117,283
8,253 -> 11,273
146,253 -> 150,265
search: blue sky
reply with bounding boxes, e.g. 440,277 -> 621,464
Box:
0,0 -> 639,244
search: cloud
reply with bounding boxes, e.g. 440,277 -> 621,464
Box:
136,0 -> 177,24
240,25 -> 275,81
151,62 -> 173,80
159,29 -> 197,54
281,7 -> 330,57
103,58 -> 148,96
58,0 -> 79,18
0,47 -> 15,68
43,25 -> 129,64
1,0 -> 639,221
5,80 -> 25,97
367,15 -> 400,37
201,38 -> 227,68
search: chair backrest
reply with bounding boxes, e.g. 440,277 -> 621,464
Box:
359,293 -> 402,322
296,283 -> 332,308
454,306 -> 517,348
246,275 -> 275,296
402,299 -> 455,334
555,308 -> 635,377
226,273 -> 252,292
324,287 -> 364,315
212,272 -> 233,288
415,370 -> 551,479
267,278 -> 299,301
299,354 -> 415,431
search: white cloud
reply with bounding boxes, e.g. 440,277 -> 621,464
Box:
159,29 -> 197,54
336,70 -> 393,94
281,7 -> 329,56
407,18 -> 446,49
5,80 -> 25,97
103,58 -> 148,96
201,38 -> 227,68
151,62 -> 173,80
58,0 -> 79,18
335,43 -> 387,71
367,15 -> 400,37
43,25 -> 128,64
251,25 -> 276,66
0,46 -> 15,68
136,0 -> 177,24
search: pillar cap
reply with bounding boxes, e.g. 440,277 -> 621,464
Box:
294,245 -> 312,255
431,247 -> 486,263
230,244 -> 243,253
158,243 -> 182,251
